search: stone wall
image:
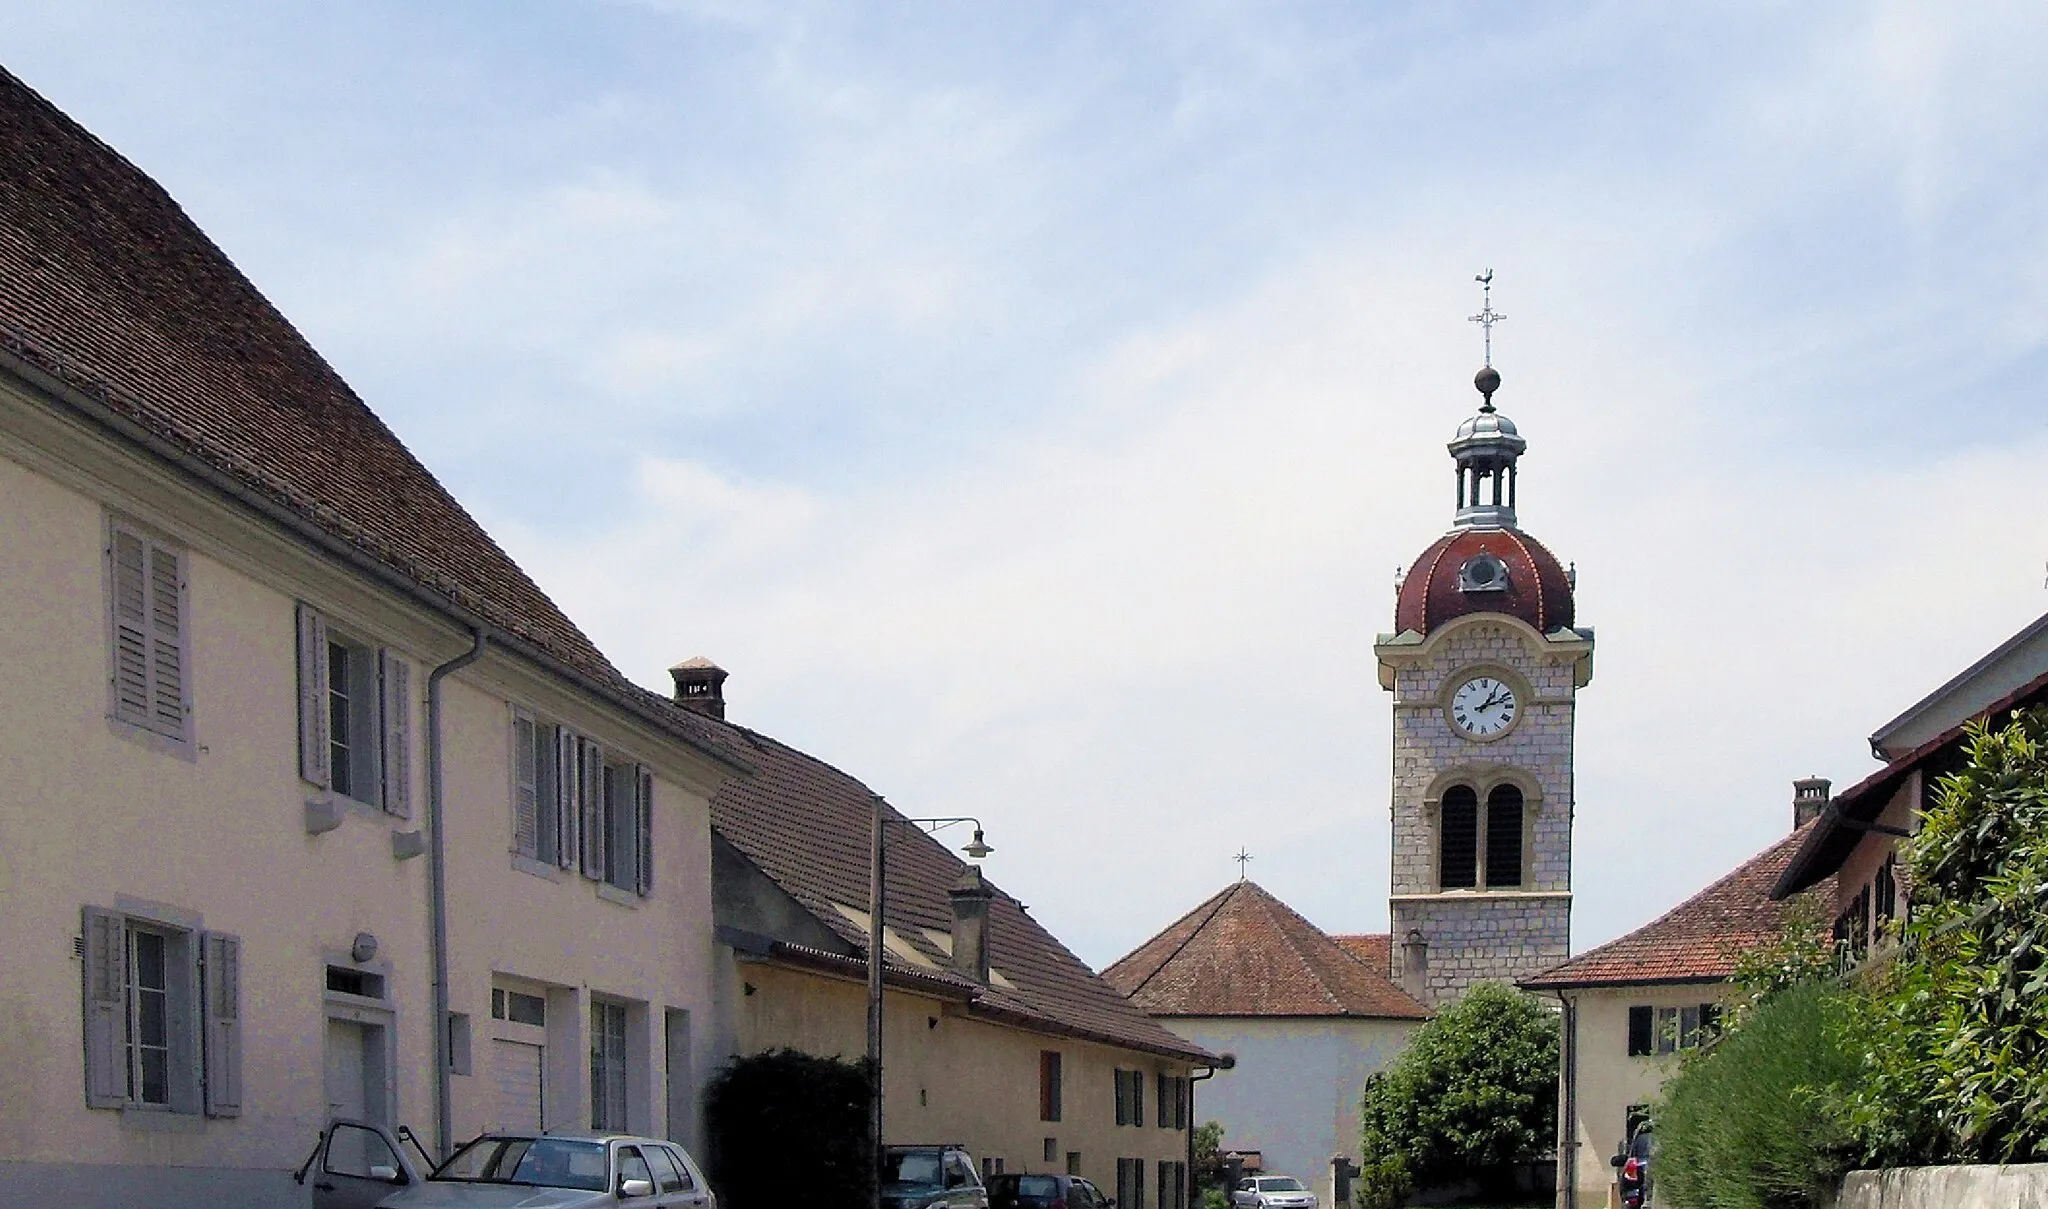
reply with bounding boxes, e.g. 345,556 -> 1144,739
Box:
1836,1164 -> 2048,1208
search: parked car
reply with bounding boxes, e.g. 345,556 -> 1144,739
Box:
880,1143 -> 989,1209
989,1172 -> 1115,1209
298,1118 -> 716,1209
1231,1176 -> 1317,1209
1610,1123 -> 1654,1209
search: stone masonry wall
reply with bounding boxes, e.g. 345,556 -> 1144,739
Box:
1383,616 -> 1584,1006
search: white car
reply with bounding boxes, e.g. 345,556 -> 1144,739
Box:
1231,1176 -> 1317,1209
300,1118 -> 716,1209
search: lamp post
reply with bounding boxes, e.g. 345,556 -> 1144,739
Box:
868,796 -> 994,1209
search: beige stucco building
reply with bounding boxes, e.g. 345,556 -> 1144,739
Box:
0,65 -> 747,1206
687,676 -> 1215,1205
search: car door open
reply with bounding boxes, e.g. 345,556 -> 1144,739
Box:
302,1118 -> 424,1209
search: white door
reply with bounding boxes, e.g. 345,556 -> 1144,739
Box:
493,1038 -> 545,1131
326,1019 -> 368,1121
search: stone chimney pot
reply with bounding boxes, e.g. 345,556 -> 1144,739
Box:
1793,776 -> 1832,830
669,656 -> 728,720
948,866 -> 995,984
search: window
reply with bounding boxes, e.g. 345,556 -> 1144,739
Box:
296,604 -> 411,815
618,1147 -> 654,1189
1039,1050 -> 1063,1122
647,1146 -> 687,1193
1154,1074 -> 1187,1130
108,522 -> 190,744
1044,1137 -> 1058,1162
1158,1161 -> 1189,1209
1625,1103 -> 1652,1141
1634,1002 -> 1721,1056
1067,1152 -> 1082,1176
1117,1159 -> 1147,1209
1874,855 -> 1899,934
511,713 -> 652,896
1114,1068 -> 1145,1126
983,1157 -> 1006,1179
82,906 -> 240,1117
1485,785 -> 1525,887
492,988 -> 547,1026
591,1000 -> 628,1131
1439,786 -> 1478,888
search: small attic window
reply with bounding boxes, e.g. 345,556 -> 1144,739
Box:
1459,553 -> 1510,593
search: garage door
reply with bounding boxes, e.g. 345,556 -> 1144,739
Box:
492,1039 -> 545,1131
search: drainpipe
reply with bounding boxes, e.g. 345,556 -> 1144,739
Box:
428,628 -> 489,1158
1553,992 -> 1577,1209
1188,1053 -> 1236,1209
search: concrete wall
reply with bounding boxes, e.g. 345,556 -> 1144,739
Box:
730,959 -> 1194,1191
0,374 -> 728,1206
1554,983 -> 1730,1206
1155,1016 -> 1419,1206
1379,615 -> 1586,1005
1838,1164 -> 2048,1208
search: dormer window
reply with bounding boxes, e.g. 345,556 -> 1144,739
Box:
1459,553 -> 1510,593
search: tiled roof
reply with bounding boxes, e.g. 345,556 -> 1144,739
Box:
1522,823 -> 1834,989
1101,882 -> 1429,1019
0,66 -> 743,767
1394,527 -> 1574,637
707,722 -> 1214,1062
1333,932 -> 1393,977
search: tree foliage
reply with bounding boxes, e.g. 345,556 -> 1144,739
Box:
1654,979 -> 1867,1209
1851,708 -> 2048,1163
1357,982 -> 1558,1186
703,1048 -> 873,1209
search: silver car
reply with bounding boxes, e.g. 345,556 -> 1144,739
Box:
303,1118 -> 716,1209
1231,1177 -> 1317,1209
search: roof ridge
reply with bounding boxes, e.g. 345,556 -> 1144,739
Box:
1108,881 -> 1247,997
1500,529 -> 1546,630
1243,884 -> 1349,1012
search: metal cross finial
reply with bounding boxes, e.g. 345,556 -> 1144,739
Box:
1469,269 -> 1506,368
1234,848 -> 1253,880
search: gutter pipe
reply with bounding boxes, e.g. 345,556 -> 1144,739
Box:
1553,990 -> 1577,1209
1188,1053 -> 1235,1209
428,628 -> 489,1158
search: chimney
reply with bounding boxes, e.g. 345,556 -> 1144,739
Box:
1399,929 -> 1429,1003
668,657 -> 728,720
1793,777 -> 1831,830
948,865 -> 995,984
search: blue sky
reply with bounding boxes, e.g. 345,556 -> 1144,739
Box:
9,1 -> 2048,968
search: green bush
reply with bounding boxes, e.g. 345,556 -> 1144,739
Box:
1851,708 -> 2048,1164
1655,979 -> 1867,1209
702,1048 -> 873,1209
1351,1154 -> 1412,1209
1358,982 -> 1558,1186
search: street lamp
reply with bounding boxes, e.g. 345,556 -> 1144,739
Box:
868,797 -> 994,1209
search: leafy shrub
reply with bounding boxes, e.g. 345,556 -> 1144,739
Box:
1655,978 -> 1867,1209
1851,708 -> 2048,1163
1358,982 -> 1558,1186
1351,1154 -> 1412,1209
703,1048 -> 872,1209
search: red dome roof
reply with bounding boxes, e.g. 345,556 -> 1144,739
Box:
1395,528 -> 1574,637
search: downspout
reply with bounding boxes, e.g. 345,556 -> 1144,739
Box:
1188,1054 -> 1235,1209
1553,991 -> 1577,1209
428,627 -> 489,1158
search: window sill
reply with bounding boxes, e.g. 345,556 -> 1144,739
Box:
105,713 -> 197,763
119,1106 -> 204,1133
595,882 -> 642,908
512,854 -> 567,882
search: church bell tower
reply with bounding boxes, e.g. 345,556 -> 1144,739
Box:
1376,281 -> 1592,1007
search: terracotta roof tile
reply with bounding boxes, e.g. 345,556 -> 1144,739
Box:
1522,823 -> 1834,989
1102,882 -> 1428,1019
708,722 -> 1213,1062
1333,932 -> 1393,977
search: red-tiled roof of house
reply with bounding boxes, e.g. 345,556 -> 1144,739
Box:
1101,881 -> 1429,1019
0,65 -> 742,767
708,721 -> 1214,1062
1333,932 -> 1394,977
1522,823 -> 1833,990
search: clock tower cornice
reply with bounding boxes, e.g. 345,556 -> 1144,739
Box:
1374,611 -> 1594,692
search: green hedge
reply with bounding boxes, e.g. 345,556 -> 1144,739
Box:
703,1048 -> 873,1209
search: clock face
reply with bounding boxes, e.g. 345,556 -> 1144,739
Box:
1449,675 -> 1518,738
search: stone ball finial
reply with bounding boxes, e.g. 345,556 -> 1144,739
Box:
1474,366 -> 1501,409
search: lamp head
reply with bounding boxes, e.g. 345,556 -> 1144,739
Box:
961,829 -> 994,860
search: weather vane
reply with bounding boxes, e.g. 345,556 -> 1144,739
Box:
1234,848 -> 1253,880
1469,269 -> 1506,369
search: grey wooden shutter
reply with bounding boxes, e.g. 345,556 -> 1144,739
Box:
110,529 -> 151,729
82,907 -> 126,1108
201,931 -> 242,1117
579,739 -> 605,879
511,709 -> 539,858
147,542 -> 188,739
635,766 -> 653,896
296,604 -> 330,786
380,651 -> 412,817
555,726 -> 577,869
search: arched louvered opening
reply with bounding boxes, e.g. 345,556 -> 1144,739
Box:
1485,784 -> 1525,888
1439,785 -> 1478,889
